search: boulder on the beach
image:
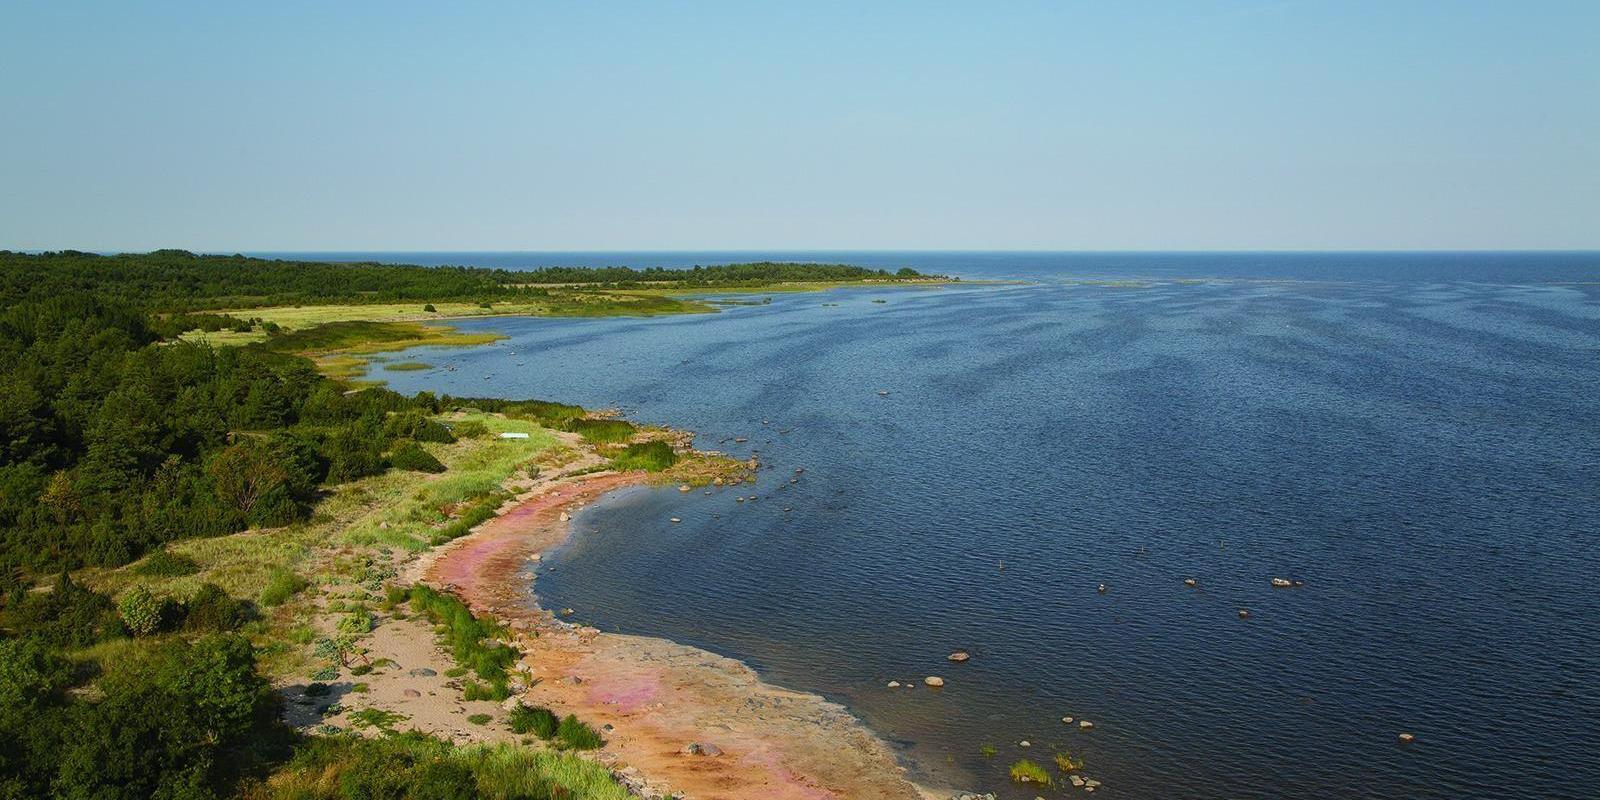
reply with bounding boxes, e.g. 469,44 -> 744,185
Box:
681,742 -> 723,757
403,689 -> 421,698
558,512 -> 570,522
924,676 -> 945,687
948,650 -> 971,662
408,668 -> 437,677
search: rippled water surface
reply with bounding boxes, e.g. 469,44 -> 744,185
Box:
377,253 -> 1600,800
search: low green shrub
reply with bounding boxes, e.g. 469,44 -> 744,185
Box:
467,713 -> 492,726
118,585 -> 172,637
134,548 -> 199,577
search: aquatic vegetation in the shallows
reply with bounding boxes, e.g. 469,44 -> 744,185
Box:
1010,758 -> 1052,786
1054,750 -> 1084,772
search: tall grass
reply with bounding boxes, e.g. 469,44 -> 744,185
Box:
555,714 -> 605,750
565,418 -> 636,444
610,441 -> 677,472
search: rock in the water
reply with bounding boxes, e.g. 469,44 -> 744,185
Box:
1061,716 -> 1074,724
924,676 -> 945,687
1238,609 -> 1250,618
1070,776 -> 1085,787
558,512 -> 570,522
1184,578 -> 1198,587
670,517 -> 682,523
1019,740 -> 1031,747
1079,720 -> 1094,730
1398,732 -> 1416,743
1097,583 -> 1108,594
948,651 -> 971,662
1084,779 -> 1101,788
678,484 -> 692,493
1270,577 -> 1294,588
887,681 -> 901,688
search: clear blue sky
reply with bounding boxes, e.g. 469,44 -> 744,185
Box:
1,1 -> 1595,251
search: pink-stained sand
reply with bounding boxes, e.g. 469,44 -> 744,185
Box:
416,470 -> 933,800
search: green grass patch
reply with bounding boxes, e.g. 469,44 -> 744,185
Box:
610,440 -> 677,472
406,584 -> 516,688
565,418 -> 636,444
259,567 -> 308,607
383,361 -> 432,371
467,713 -> 492,726
508,704 -> 559,738
555,714 -> 605,750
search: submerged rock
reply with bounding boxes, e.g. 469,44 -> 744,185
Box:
948,651 -> 971,662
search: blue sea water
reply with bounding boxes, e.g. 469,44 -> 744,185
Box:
361,252 -> 1600,800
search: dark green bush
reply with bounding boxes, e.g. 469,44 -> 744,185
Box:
0,573 -> 124,648
383,411 -> 456,444
407,585 -> 516,687
184,582 -> 246,632
388,440 -> 447,473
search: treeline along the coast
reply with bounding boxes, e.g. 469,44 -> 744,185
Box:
0,250 -> 933,310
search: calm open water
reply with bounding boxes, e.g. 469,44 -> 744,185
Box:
364,252 -> 1600,800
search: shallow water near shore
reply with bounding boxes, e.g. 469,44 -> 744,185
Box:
379,252 -> 1600,800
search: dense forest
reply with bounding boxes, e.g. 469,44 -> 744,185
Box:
0,250 -> 934,311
